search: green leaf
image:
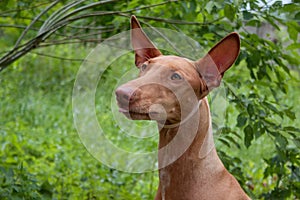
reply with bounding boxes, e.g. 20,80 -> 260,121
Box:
275,145 -> 287,161
203,33 -> 215,40
287,22 -> 298,42
262,102 -> 281,115
282,3 -> 300,12
244,125 -> 253,148
237,113 -> 247,127
247,103 -> 255,116
283,126 -> 300,133
295,12 -> 300,20
243,11 -> 253,20
276,134 -> 288,148
218,127 -> 231,134
286,43 -> 300,50
293,138 -> 300,148
245,19 -> 261,27
231,130 -> 242,139
254,121 -> 265,138
287,21 -> 300,41
225,135 -> 241,148
247,50 -> 261,69
263,16 -> 280,30
224,3 -> 235,21
282,54 -> 300,65
219,138 -> 231,148
205,1 -> 214,13
284,109 -> 296,120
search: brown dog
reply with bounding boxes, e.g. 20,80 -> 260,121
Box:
116,16 -> 251,200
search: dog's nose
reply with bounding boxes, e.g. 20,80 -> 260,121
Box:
115,86 -> 137,104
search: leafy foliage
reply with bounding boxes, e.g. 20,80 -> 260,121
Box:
0,0 -> 299,199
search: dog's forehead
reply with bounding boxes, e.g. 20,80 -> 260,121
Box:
149,55 -> 201,86
150,55 -> 195,70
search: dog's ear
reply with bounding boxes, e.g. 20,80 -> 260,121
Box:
195,33 -> 240,91
131,15 -> 162,67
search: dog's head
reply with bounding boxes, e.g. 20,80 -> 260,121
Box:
116,16 -> 240,124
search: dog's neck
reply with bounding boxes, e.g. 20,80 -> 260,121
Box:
156,97 -> 225,199
157,100 -> 203,129
158,97 -> 214,159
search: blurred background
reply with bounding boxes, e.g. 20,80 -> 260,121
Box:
0,0 -> 299,199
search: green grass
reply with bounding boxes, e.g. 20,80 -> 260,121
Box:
0,46 -> 157,199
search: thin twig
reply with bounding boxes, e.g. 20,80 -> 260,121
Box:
0,1 -> 51,15
0,24 -> 39,30
66,24 -> 115,30
60,29 -> 116,40
38,40 -> 100,47
0,15 -> 45,23
169,23 -> 198,55
31,52 -> 86,62
119,13 -> 225,25
40,0 -> 118,33
140,20 -> 183,55
14,0 -> 60,49
39,0 -> 86,33
0,1 -> 181,71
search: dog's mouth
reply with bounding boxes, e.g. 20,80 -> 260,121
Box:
120,109 -> 151,120
118,106 -> 161,120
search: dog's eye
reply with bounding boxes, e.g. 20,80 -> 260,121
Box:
171,73 -> 182,80
141,64 -> 147,71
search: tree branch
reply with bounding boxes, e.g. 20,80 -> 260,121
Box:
0,1 -> 51,15
124,14 -> 225,25
0,0 -> 181,72
31,52 -> 87,62
0,24 -> 39,30
14,0 -> 60,49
